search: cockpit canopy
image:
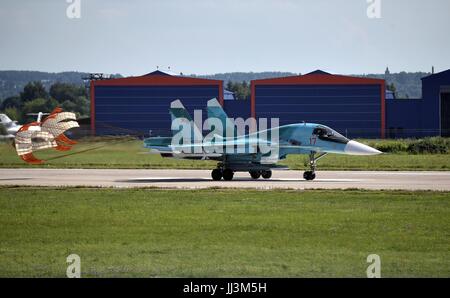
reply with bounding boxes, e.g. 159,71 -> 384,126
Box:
312,125 -> 349,144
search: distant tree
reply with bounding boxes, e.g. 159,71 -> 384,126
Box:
73,96 -> 90,116
387,82 -> 397,93
60,100 -> 78,113
387,82 -> 402,98
225,81 -> 250,100
0,96 -> 22,110
22,98 -> 58,121
20,81 -> 48,102
50,82 -> 86,103
235,82 -> 250,100
226,81 -> 233,91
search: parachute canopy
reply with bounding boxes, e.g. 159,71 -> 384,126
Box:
14,108 -> 79,164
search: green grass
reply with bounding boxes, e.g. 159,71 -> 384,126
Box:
0,187 -> 449,277
0,138 -> 216,169
282,154 -> 450,171
1,138 -> 450,170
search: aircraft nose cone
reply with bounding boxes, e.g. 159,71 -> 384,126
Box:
344,140 -> 382,155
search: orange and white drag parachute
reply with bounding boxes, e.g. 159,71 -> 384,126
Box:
41,107 -> 79,150
14,108 -> 79,164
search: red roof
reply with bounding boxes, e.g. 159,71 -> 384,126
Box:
93,71 -> 222,86
252,70 -> 384,85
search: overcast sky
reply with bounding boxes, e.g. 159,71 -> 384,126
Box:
0,0 -> 449,76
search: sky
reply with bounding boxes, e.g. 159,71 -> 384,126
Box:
0,0 -> 449,76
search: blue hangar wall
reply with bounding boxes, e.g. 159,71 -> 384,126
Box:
251,71 -> 386,139
385,69 -> 450,138
91,71 -> 223,136
385,98 -> 423,138
422,69 -> 450,137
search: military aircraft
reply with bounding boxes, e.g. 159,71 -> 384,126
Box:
0,114 -> 22,138
0,112 -> 49,138
144,98 -> 382,181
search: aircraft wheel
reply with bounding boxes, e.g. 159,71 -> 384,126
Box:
222,169 -> 234,181
261,170 -> 272,179
303,171 -> 316,181
211,169 -> 223,181
249,171 -> 261,179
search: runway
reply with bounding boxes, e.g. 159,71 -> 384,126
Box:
0,168 -> 449,190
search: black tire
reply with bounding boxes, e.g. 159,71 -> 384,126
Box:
303,171 -> 316,181
222,169 -> 234,181
261,170 -> 272,179
249,171 -> 261,179
211,169 -> 222,181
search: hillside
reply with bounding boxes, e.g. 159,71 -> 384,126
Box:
0,70 -> 431,101
195,71 -> 298,83
359,72 -> 429,98
195,71 -> 429,98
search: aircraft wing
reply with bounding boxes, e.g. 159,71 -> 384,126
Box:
145,135 -> 278,155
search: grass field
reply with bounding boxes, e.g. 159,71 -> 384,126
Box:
0,187 -> 449,277
1,138 -> 450,170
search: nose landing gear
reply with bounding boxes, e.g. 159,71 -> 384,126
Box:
303,151 -> 327,181
303,171 -> 316,181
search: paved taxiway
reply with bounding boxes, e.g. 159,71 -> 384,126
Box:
0,169 -> 449,190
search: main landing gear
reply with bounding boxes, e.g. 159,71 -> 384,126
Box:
211,168 -> 272,181
211,168 -> 234,181
211,150 -> 328,182
249,170 -> 272,179
211,168 -> 223,181
303,152 -> 328,181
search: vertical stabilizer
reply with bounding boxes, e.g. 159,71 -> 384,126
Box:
169,99 -> 202,142
0,114 -> 12,125
207,98 -> 235,137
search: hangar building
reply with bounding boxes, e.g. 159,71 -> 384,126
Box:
90,70 -> 223,136
422,69 -> 450,137
89,69 -> 449,139
386,69 -> 450,138
251,70 -> 385,138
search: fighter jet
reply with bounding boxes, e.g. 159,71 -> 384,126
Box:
0,114 -> 22,138
144,98 -> 382,181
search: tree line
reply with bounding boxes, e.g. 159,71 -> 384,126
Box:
0,81 -> 89,123
226,81 -> 251,100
